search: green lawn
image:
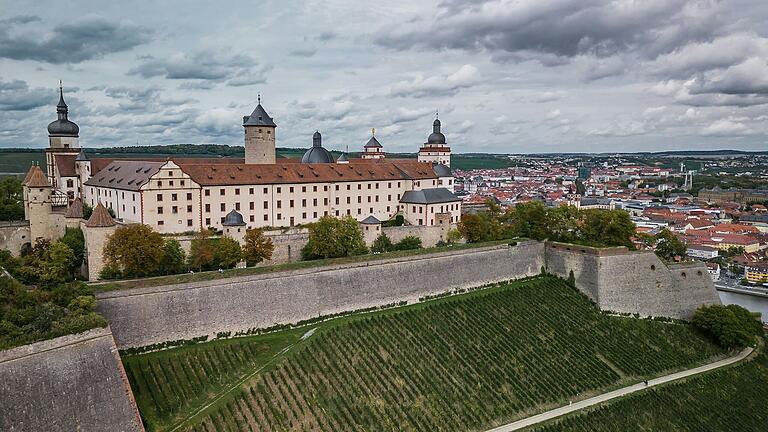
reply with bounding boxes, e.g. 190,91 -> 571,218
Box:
122,276 -> 728,431
528,338 -> 768,432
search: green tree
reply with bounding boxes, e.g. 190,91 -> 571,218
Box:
581,209 -> 636,248
82,202 -> 93,220
513,201 -> 550,241
38,241 -> 76,285
188,231 -> 215,271
60,227 -> 85,271
394,235 -> 422,251
0,176 -> 24,221
545,205 -> 581,243
302,215 -> 367,260
371,233 -> 394,253
242,228 -> 274,266
692,304 -> 763,348
458,214 -> 485,243
214,237 -> 243,269
159,238 -> 187,275
654,228 -> 687,261
446,228 -> 462,244
102,224 -> 165,278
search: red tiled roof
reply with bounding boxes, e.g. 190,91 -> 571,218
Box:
23,166 -> 50,187
54,154 -> 77,177
86,202 -> 115,227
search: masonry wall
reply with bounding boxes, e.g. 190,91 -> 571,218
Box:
383,224 -> 448,248
0,221 -> 31,256
0,327 -> 143,432
545,242 -> 721,319
97,241 -> 546,348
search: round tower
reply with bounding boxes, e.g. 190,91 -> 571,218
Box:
23,165 -> 55,242
243,95 -> 277,164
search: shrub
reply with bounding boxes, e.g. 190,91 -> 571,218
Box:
371,233 -> 394,253
302,215 -> 367,260
394,236 -> 422,251
60,227 -> 85,271
692,304 -> 763,349
159,239 -> 187,275
214,237 -> 242,269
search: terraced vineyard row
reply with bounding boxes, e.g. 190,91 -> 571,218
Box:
124,276 -> 727,431
529,344 -> 768,432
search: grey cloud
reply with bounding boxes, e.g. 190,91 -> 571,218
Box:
390,64 -> 480,98
688,58 -> 768,96
130,52 -> 270,87
0,15 -> 41,25
289,48 -> 318,57
0,79 -> 55,111
0,16 -> 150,63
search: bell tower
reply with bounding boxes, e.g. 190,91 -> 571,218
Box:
243,95 -> 277,164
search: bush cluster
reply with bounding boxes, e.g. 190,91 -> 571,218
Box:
692,304 -> 763,349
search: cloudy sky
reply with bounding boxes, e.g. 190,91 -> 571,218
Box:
1,0 -> 767,154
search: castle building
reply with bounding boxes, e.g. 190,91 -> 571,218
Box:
418,115 -> 451,167
38,92 -> 461,235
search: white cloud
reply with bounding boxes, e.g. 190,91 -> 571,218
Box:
390,64 -> 480,98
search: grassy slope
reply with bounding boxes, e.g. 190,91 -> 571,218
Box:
528,339 -> 768,432
122,276 -> 727,432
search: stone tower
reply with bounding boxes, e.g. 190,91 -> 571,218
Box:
418,114 -> 451,167
23,165 -> 61,243
84,202 -> 117,281
361,128 -> 385,160
45,83 -> 81,187
243,96 -> 277,164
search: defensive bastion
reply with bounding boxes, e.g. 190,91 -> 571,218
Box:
96,240 -> 721,349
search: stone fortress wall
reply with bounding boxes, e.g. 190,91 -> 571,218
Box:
544,242 -> 721,319
97,242 -> 547,348
96,240 -> 721,349
0,326 -> 144,432
0,221 -> 31,256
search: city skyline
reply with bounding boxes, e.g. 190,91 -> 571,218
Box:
1,0 -> 768,153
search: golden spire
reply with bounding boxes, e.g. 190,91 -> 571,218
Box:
371,127 -> 375,136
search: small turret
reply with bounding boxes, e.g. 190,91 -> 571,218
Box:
243,94 -> 277,164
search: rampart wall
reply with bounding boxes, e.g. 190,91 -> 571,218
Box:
97,242 -> 546,348
0,221 -> 31,256
0,327 -> 143,431
383,224 -> 447,248
544,242 -> 721,318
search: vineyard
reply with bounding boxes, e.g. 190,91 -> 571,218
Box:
122,276 -> 727,431
528,341 -> 768,431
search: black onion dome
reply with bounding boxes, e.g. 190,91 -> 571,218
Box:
223,209 -> 246,226
427,118 -> 445,144
302,131 -> 334,163
47,86 -> 79,137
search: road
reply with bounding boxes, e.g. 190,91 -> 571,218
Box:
486,346 -> 754,432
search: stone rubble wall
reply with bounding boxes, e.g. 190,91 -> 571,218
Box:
0,327 -> 144,432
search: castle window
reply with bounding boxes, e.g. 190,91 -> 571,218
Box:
264,215 -> 268,221
357,208 -> 361,215
388,194 -> 391,201
336,197 -> 340,205
277,213 -> 281,220
187,219 -> 193,227
277,200 -> 282,209
313,198 -> 317,206
347,185 -> 351,190
205,189 -> 210,196
367,196 -> 371,203
358,184 -> 362,190
66,179 -> 74,188
376,183 -> 379,189
157,207 -> 163,214
368,184 -> 371,190
290,199 -> 295,208
187,193 -> 192,200
302,186 -> 306,193
290,187 -> 294,193
324,198 -> 328,205
249,188 -> 254,194
264,201 -> 268,209
267,131 -> 270,134
187,205 -> 192,213
313,186 -> 318,192
205,204 -> 210,212
206,218 -> 211,225
290,217 -> 295,226
376,196 -> 379,202
181,180 -> 185,186
335,185 -> 339,191
277,187 -> 281,193
168,171 -> 173,176
235,188 -> 240,195
302,199 -> 307,207
369,207 -> 373,213
158,181 -> 162,187
172,206 -> 178,214
220,189 -> 225,196
398,182 -> 401,187
263,187 -> 268,194
250,215 -> 255,222
158,221 -> 164,226
250,202 -> 254,210
347,209 -> 351,215
335,210 -> 339,216
172,193 -> 177,201
358,196 -> 362,204
221,203 -> 226,211
235,203 -> 241,211
169,181 -> 174,186
302,212 -> 306,219
157,193 -> 163,202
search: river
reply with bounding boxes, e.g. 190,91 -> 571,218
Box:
718,290 -> 768,324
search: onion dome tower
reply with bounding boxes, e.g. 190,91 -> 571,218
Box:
243,94 -> 277,164
418,112 -> 451,167
301,131 -> 334,163
361,128 -> 385,160
45,82 -> 81,188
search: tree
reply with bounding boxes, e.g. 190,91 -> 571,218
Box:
545,205 -> 581,243
214,237 -> 242,269
39,241 -> 76,285
580,209 -> 636,248
102,224 -> 164,278
458,214 -> 485,243
242,228 -> 274,266
60,227 -> 85,271
446,228 -> 462,244
394,235 -> 422,251
692,304 -> 763,348
159,238 -> 187,275
513,201 -> 550,241
0,176 -> 23,221
82,202 -> 93,220
302,215 -> 367,260
371,233 -> 394,253
188,230 -> 215,271
654,228 -> 687,261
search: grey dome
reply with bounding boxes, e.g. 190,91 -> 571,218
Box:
47,86 -> 79,137
223,209 -> 246,226
302,130 -> 334,163
426,118 -> 445,144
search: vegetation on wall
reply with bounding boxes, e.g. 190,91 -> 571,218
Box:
2,239 -> 79,286
0,276 -> 106,350
458,200 -> 636,248
123,276 -> 726,431
653,228 -> 688,261
371,233 -> 423,253
242,228 -> 274,266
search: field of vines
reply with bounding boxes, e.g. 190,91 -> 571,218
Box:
529,344 -> 768,432
123,276 -> 727,431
